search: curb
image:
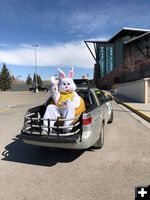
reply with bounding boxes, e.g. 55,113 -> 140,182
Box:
114,98 -> 150,123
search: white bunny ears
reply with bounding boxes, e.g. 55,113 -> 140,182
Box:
58,67 -> 74,79
58,68 -> 66,79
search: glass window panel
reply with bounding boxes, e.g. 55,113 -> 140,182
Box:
106,47 -> 114,73
99,46 -> 105,77
98,44 -> 114,78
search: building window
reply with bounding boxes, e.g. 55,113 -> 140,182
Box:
98,45 -> 114,77
99,46 -> 105,77
106,47 -> 114,73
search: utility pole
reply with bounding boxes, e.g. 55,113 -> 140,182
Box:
32,44 -> 39,93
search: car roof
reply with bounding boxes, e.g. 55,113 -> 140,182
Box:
76,86 -> 101,92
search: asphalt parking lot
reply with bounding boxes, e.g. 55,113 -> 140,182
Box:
0,91 -> 150,200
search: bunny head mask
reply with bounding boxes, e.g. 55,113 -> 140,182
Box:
58,68 -> 76,93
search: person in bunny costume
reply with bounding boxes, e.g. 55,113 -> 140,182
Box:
43,67 -> 85,132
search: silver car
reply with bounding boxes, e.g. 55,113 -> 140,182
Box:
20,86 -> 113,149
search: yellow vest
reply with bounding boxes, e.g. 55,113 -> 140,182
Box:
56,92 -> 74,109
52,92 -> 85,116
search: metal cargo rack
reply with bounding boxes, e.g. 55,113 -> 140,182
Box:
21,112 -> 82,143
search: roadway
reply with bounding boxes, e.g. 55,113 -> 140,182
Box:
0,92 -> 149,200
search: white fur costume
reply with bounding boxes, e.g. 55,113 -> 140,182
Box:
43,68 -> 81,129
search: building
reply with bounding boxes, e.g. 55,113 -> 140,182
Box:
85,27 -> 150,87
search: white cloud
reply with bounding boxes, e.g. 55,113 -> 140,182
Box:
65,2 -> 150,36
0,41 -> 99,68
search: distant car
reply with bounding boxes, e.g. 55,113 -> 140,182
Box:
29,85 -> 49,92
21,82 -> 113,150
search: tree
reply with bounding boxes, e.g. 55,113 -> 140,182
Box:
33,73 -> 36,86
32,73 -> 43,86
37,74 -> 43,86
26,74 -> 32,85
123,46 -> 137,72
0,63 -> 12,91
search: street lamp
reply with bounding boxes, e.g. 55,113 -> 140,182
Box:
32,44 -> 39,93
16,75 -> 22,84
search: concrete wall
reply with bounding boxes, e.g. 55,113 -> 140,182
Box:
147,79 -> 150,103
116,78 -> 150,103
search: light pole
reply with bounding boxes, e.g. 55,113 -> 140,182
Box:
32,44 -> 38,93
16,75 -> 22,84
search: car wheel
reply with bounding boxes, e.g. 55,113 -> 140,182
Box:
108,110 -> 113,124
93,123 -> 104,149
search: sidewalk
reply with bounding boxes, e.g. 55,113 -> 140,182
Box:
110,93 -> 150,123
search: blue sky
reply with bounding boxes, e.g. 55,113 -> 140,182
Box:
0,0 -> 150,80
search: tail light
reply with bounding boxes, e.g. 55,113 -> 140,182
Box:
82,114 -> 92,125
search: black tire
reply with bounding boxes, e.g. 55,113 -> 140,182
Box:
93,123 -> 104,149
108,110 -> 113,124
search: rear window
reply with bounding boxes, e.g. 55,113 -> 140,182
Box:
77,91 -> 91,104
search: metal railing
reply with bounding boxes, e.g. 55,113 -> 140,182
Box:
21,112 -> 82,142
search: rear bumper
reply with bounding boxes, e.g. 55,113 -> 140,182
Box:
20,129 -> 96,150
20,132 -> 81,143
